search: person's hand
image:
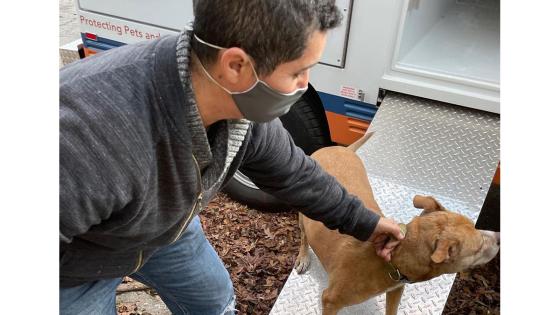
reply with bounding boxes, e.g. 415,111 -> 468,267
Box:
368,217 -> 404,262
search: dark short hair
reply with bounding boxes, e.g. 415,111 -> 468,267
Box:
191,0 -> 342,75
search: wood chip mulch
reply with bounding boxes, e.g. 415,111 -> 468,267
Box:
199,193 -> 301,315
443,252 -> 500,315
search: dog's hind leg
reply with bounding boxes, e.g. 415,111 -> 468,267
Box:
321,287 -> 344,315
385,285 -> 405,315
295,213 -> 311,274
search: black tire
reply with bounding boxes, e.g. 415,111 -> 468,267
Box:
278,92 -> 333,155
224,171 -> 291,212
222,90 -> 333,212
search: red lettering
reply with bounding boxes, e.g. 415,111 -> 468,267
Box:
124,25 -> 143,38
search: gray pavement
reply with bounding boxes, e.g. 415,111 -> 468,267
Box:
59,0 -> 80,46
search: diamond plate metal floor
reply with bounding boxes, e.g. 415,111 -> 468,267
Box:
270,92 -> 500,314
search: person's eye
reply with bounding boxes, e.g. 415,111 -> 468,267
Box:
293,71 -> 305,79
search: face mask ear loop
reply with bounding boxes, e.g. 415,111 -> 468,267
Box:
194,33 -> 258,95
242,60 -> 260,94
257,75 -> 309,96
244,52 -> 308,97
193,33 -> 226,50
195,55 -> 234,95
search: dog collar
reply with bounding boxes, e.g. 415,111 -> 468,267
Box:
387,262 -> 411,284
387,223 -> 411,284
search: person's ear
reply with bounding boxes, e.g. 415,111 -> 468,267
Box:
219,47 -> 253,84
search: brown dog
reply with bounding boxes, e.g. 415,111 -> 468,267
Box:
295,134 -> 500,315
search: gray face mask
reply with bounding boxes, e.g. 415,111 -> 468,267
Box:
193,34 -> 308,123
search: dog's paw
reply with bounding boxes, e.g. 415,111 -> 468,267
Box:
295,255 -> 310,274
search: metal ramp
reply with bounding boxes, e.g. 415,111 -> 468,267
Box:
270,92 -> 500,315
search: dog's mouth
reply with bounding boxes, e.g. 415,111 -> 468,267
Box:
472,231 -> 500,266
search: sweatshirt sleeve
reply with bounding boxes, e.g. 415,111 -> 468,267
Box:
59,81 -> 151,244
240,119 -> 379,241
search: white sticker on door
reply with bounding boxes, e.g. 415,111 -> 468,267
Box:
339,85 -> 360,101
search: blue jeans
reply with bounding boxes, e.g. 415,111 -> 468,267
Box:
60,216 -> 235,315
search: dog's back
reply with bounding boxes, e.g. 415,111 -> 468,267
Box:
311,146 -> 381,214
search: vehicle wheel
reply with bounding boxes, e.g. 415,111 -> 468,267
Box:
278,92 -> 333,155
222,91 -> 333,212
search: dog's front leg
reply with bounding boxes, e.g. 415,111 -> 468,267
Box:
295,213 -> 311,273
385,285 -> 405,315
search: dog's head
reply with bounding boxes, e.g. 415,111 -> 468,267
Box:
391,195 -> 499,282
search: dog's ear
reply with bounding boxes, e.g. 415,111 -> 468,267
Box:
430,239 -> 458,264
413,195 -> 446,215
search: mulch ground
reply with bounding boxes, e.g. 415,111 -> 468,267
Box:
443,251 -> 500,315
117,192 -> 500,314
199,193 -> 300,314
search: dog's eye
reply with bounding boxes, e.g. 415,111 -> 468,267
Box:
449,243 -> 457,256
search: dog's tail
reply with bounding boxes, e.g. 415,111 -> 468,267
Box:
347,132 -> 374,152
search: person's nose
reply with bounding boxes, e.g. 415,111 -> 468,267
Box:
297,70 -> 310,89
